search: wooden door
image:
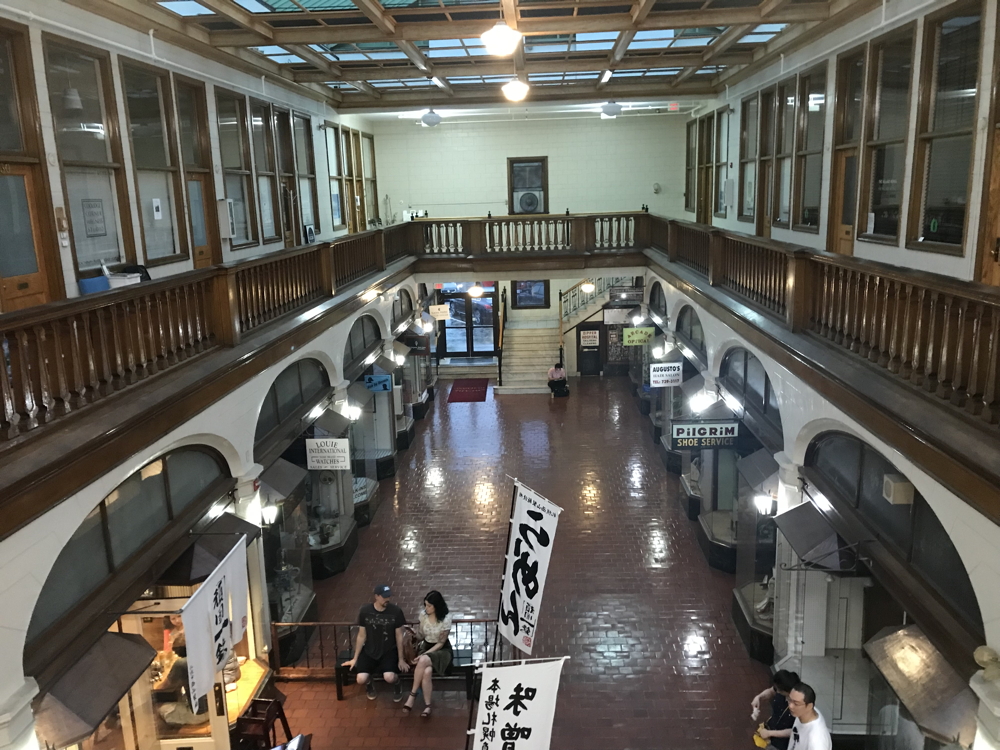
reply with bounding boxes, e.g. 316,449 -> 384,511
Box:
756,160 -> 773,239
187,172 -> 217,268
830,148 -> 858,256
980,123 -> 1000,284
344,181 -> 356,233
0,164 -> 49,311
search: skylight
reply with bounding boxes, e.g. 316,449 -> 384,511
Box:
157,1 -> 213,16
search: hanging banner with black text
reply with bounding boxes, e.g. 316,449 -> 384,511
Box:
473,658 -> 567,750
498,482 -> 562,654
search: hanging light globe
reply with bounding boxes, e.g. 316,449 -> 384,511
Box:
481,22 -> 522,56
502,79 -> 530,102
468,284 -> 485,298
421,109 -> 442,127
580,281 -> 596,293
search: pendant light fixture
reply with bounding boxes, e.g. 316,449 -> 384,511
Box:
421,109 -> 442,127
481,21 -> 522,56
468,284 -> 485,298
502,79 -> 530,102
580,281 -> 596,294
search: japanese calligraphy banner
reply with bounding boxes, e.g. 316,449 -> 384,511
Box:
473,658 -> 567,750
180,536 -> 249,710
499,482 -> 562,654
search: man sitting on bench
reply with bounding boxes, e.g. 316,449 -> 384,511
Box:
341,585 -> 410,701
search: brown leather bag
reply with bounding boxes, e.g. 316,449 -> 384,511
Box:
401,625 -> 420,665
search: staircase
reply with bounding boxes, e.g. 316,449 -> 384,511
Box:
493,327 -> 561,394
438,357 -> 499,380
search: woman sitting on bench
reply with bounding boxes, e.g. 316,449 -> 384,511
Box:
402,590 -> 452,718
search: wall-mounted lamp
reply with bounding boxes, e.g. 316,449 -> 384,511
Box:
754,494 -> 776,516
261,503 -> 279,525
688,389 -> 718,413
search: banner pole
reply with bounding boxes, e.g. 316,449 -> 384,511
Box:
492,480 -> 520,662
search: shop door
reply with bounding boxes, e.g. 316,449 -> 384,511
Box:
0,165 -> 49,311
578,324 -> 602,376
187,172 -> 217,268
438,283 -> 496,356
830,148 -> 858,256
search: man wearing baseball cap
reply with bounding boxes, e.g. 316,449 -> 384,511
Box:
342,585 -> 410,700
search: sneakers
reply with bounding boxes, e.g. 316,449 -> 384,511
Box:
392,681 -> 404,702
366,681 -> 377,700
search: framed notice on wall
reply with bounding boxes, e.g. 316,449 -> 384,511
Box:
580,329 -> 599,348
82,199 -> 107,238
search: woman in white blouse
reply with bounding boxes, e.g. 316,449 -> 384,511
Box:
402,590 -> 452,717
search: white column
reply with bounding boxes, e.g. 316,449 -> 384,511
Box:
0,680 -> 38,750
971,673 -> 1000,750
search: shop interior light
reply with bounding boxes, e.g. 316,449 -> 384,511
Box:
468,284 -> 485,297
652,345 -> 664,359
482,22 -> 522,56
580,281 -> 596,294
422,320 -> 435,333
395,354 -> 406,366
650,312 -> 663,325
261,503 -> 279,525
628,305 -> 646,325
308,403 -> 326,420
754,494 -> 775,516
501,79 -> 530,102
346,404 -> 363,421
688,389 -> 718,413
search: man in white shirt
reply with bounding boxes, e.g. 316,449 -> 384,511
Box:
787,683 -> 833,750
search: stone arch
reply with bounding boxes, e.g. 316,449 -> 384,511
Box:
672,303 -> 707,361
647,281 -> 667,319
253,357 -> 332,449
342,314 -> 385,372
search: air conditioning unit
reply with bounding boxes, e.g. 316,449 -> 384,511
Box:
513,189 -> 544,214
882,473 -> 914,505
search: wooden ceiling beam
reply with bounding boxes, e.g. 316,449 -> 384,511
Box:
194,0 -> 274,40
702,23 -> 754,64
284,44 -> 344,77
350,0 -> 397,35
347,80 -> 382,98
609,30 -> 635,65
759,0 -> 794,17
208,4 -> 829,46
396,40 -> 434,74
630,0 -> 657,25
501,0 -> 520,29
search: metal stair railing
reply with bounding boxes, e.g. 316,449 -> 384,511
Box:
557,276 -> 632,363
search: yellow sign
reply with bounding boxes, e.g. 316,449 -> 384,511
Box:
622,327 -> 655,346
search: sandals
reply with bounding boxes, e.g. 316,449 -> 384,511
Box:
421,706 -> 432,718
401,692 -> 419,714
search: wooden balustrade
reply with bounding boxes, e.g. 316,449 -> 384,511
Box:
673,221 -> 710,275
717,234 -> 789,318
232,246 -> 327,335
332,230 -> 385,287
383,223 -> 417,264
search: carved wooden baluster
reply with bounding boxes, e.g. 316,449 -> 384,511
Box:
182,284 -> 198,351
895,284 -> 915,376
11,328 -> 39,429
90,308 -> 116,393
838,269 -> 853,347
130,296 -> 148,376
117,300 -> 139,384
165,289 -> 182,364
907,288 -> 928,381
817,265 -> 831,335
945,297 -> 970,405
102,302 -> 125,386
864,277 -> 883,361
883,281 -> 901,368
824,265 -> 838,339
962,302 -> 987,412
25,326 -> 54,423
932,293 -> 955,395
43,320 -> 71,416
977,307 -> 1000,423
64,315 -> 88,407
0,332 -> 20,438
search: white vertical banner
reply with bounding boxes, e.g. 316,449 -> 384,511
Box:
473,658 -> 567,750
180,536 -> 249,709
498,482 -> 562,654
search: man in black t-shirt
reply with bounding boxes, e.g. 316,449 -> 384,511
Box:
342,585 -> 410,701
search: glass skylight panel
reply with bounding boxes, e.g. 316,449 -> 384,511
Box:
526,43 -> 571,54
740,34 -> 775,43
572,42 -> 615,51
672,36 -> 714,47
633,30 -> 674,40
268,54 -> 306,64
234,0 -> 273,11
754,24 -> 786,33
365,51 -> 408,60
252,46 -> 289,55
157,1 -> 213,15
575,32 -> 620,41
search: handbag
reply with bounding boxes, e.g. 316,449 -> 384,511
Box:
401,625 -> 420,665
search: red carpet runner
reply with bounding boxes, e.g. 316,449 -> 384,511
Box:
447,378 -> 489,402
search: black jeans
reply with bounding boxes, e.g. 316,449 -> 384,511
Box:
548,379 -> 567,393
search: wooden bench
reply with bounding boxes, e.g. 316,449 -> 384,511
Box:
334,648 -> 476,701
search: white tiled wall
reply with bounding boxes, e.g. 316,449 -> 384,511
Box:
371,115 -> 689,220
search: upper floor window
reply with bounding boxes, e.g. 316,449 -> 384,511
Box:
795,64 -> 827,230
295,113 -> 318,237
714,108 -> 729,217
675,305 -> 706,360
863,32 -> 913,240
392,288 -> 414,327
685,120 -> 697,213
361,133 -> 377,226
216,90 -> 256,247
255,358 -> 330,444
326,121 -> 345,229
774,80 -> 796,227
251,99 -> 279,242
739,96 -> 759,221
910,7 -> 981,249
648,281 -> 667,318
719,347 -> 782,434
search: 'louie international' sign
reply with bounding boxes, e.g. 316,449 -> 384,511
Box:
670,420 -> 741,450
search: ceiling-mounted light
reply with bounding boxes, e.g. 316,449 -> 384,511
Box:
468,284 -> 484,298
421,109 -> 442,127
346,404 -> 363,421
580,281 -> 595,294
601,102 -> 623,119
502,79 -> 529,102
689,389 -> 718,413
482,22 -> 522,56
600,69 -> 613,84
422,319 -> 435,332
63,87 -> 83,112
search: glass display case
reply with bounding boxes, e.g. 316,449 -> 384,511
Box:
347,382 -> 384,525
306,409 -> 358,578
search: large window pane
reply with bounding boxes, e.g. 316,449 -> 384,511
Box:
931,14 -> 980,132
65,167 -> 124,269
217,95 -> 244,170
870,143 -> 905,236
224,173 -> 251,244
176,84 -> 202,167
874,37 -> 913,141
275,364 -> 303,421
137,170 -> 179,259
105,462 -> 170,565
187,178 -> 207,246
0,174 -> 38,277
741,161 -> 756,215
294,115 -> 311,173
276,111 -> 293,174
921,135 -> 972,244
26,506 -> 109,640
858,446 -> 912,554
800,153 -> 822,227
300,177 -> 314,228
777,158 -> 791,223
166,450 -> 224,514
842,54 -> 864,143
258,175 -> 277,239
812,433 -> 861,505
330,179 -> 342,226
122,67 -> 169,169
362,135 -> 374,178
251,102 -> 271,170
46,45 -> 111,163
745,98 -> 758,159
0,38 -> 23,152
803,72 -> 826,151
326,126 -> 340,176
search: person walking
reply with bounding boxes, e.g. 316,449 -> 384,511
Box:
402,590 -> 453,717
750,670 -> 799,749
341,585 -> 410,701
787,683 -> 832,750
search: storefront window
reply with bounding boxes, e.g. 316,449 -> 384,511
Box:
734,449 -> 780,636
260,463 -> 314,625
675,305 -> 706,361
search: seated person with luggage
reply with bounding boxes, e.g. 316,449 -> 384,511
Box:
547,362 -> 569,397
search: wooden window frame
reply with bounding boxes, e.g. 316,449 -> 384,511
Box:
325,120 -> 347,231
697,114 -> 714,223
713,106 -> 729,218
684,120 -> 697,213
215,88 -> 258,250
759,86 -> 776,232
361,132 -> 378,226
119,58 -> 190,267
0,19 -> 63,300
858,27 -> 915,245
772,77 -> 797,228
906,2 -> 983,255
507,156 -> 549,215
510,279 -> 550,310
293,111 -> 319,238
43,34 -> 137,278
738,94 -> 758,223
793,62 -> 828,233
250,98 -> 280,242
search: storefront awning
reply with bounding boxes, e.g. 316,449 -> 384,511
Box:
35,632 -> 155,749
737,449 -> 780,494
773,501 -> 855,572
315,409 -> 351,438
260,457 -> 308,502
392,340 -> 411,357
679,373 -> 705,397
348,381 -> 375,407
374,355 -> 399,374
695,398 -> 734,421
157,513 -> 258,586
864,625 -> 978,748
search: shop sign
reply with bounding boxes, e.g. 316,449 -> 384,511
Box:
180,539 -> 248,710
429,304 -> 451,320
580,329 -> 599,348
670,420 -> 741,450
473,657 -> 567,750
498,482 -> 562,655
603,308 -> 629,325
650,361 -> 683,387
623,327 -> 654,346
306,438 -> 350,470
364,373 -> 393,391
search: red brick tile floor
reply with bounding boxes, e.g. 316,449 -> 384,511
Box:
280,377 -> 770,749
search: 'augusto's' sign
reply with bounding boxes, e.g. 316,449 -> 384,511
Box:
669,420 -> 740,450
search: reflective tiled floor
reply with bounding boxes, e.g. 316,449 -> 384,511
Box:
282,377 -> 769,749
